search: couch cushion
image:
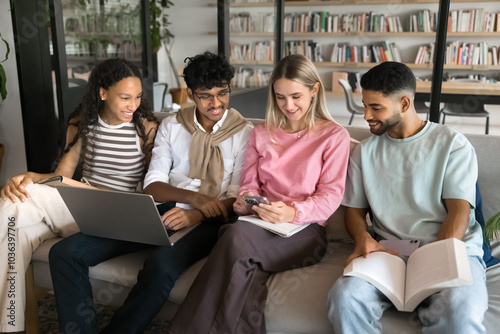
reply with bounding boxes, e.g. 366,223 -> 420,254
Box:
264,242 -> 422,334
463,134 -> 500,223
265,242 -> 352,333
485,262 -> 500,330
325,205 -> 352,242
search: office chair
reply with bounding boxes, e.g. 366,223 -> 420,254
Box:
153,82 -> 168,112
338,79 -> 364,125
440,80 -> 489,134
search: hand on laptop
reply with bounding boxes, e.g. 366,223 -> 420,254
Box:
162,207 -> 204,230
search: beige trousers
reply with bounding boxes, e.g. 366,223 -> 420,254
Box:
0,184 -> 78,332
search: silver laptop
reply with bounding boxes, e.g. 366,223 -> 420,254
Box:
57,186 -> 198,246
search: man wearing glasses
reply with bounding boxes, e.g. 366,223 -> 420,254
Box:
49,52 -> 253,334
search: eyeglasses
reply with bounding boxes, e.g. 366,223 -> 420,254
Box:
192,89 -> 231,103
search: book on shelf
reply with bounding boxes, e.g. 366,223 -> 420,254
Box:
285,40 -> 323,62
233,67 -> 271,89
38,175 -> 96,189
415,43 -> 435,65
344,238 -> 472,312
443,41 -> 499,66
284,11 -> 405,34
448,9 -> 499,33
238,215 -> 309,238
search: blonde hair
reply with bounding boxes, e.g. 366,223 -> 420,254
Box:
265,54 -> 335,131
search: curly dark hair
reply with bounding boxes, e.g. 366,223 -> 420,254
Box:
361,61 -> 416,97
182,51 -> 234,90
63,58 -> 157,169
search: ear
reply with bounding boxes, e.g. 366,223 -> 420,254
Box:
99,87 -> 107,101
186,88 -> 194,101
311,82 -> 320,97
400,95 -> 411,113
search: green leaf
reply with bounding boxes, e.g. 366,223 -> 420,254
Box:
485,211 -> 500,244
0,64 -> 7,100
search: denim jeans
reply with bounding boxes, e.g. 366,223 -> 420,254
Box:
327,255 -> 488,334
49,202 -> 225,334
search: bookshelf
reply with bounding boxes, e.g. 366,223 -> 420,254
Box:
217,0 -> 500,121
219,0 -> 278,88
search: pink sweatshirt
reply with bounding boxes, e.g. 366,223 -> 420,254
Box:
239,121 -> 350,226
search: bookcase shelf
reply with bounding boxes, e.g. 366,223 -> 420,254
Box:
219,0 -> 500,9
313,62 -> 431,69
285,32 -> 436,38
221,0 -> 500,90
231,60 -> 275,65
230,32 -> 275,37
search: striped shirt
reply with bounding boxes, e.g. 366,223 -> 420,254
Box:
81,117 -> 145,192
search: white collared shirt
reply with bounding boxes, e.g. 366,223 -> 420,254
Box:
144,109 -> 253,208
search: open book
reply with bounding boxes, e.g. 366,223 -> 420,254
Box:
238,215 -> 309,238
38,175 -> 96,189
343,238 -> 472,312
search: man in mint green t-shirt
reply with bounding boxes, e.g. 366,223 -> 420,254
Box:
328,62 -> 487,334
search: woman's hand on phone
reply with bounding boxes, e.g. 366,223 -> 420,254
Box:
233,192 -> 254,216
252,201 -> 295,224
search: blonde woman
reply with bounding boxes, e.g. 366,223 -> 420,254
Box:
169,54 -> 351,334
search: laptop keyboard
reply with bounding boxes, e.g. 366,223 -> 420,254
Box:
166,229 -> 177,237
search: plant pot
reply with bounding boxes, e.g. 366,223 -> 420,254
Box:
170,88 -> 187,105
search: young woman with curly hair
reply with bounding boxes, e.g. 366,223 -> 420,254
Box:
0,58 -> 157,333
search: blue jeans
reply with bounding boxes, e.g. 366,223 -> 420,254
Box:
49,202 -> 225,334
327,255 -> 488,334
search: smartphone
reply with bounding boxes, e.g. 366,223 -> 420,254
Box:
243,196 -> 269,208
379,239 -> 420,257
243,196 -> 269,217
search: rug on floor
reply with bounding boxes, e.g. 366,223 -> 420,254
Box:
37,294 -> 171,333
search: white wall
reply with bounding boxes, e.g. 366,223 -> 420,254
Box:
157,0 -> 218,90
0,2 -> 27,186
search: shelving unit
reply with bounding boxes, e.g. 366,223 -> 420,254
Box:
217,0 -> 500,122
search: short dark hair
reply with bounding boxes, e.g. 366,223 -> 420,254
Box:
360,61 -> 416,97
182,51 -> 234,90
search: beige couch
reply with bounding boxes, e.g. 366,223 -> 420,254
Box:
26,123 -> 500,333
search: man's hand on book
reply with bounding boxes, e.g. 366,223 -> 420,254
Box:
345,233 -> 397,267
1,173 -> 34,203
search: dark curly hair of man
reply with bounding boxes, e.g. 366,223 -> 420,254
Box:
182,51 -> 234,91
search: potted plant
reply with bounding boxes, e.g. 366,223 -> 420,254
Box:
150,0 -> 186,104
485,212 -> 500,245
150,0 -> 173,54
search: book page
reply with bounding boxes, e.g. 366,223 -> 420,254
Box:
237,215 -> 309,237
404,238 -> 472,311
344,252 -> 406,311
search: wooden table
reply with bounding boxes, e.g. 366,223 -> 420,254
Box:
416,81 -> 500,105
